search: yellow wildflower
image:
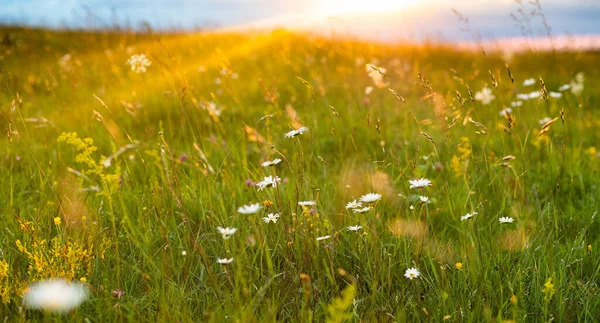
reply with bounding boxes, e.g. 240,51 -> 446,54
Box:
542,277 -> 555,303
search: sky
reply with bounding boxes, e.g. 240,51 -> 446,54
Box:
1,0 -> 599,41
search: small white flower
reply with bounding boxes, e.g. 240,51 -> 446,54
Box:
419,196 -> 429,203
347,225 -> 363,231
217,227 -> 237,239
217,258 -> 234,264
366,64 -> 389,88
409,178 -> 432,189
474,87 -> 495,105
522,78 -> 536,87
404,267 -> 420,280
549,92 -> 562,98
460,212 -> 477,221
316,235 -> 331,241
127,54 -> 151,73
352,206 -> 372,214
570,72 -> 585,95
256,176 -> 281,191
237,203 -> 261,214
517,91 -> 541,100
261,158 -> 282,167
345,200 -> 363,209
499,107 -> 513,117
205,102 -> 222,117
499,217 -> 514,224
263,213 -> 280,223
570,82 -> 584,95
365,86 -> 374,95
284,127 -> 309,138
298,201 -> 317,206
181,250 -> 187,256
558,84 -> 571,91
409,205 -> 415,211
23,279 -> 89,313
58,54 -> 72,71
359,193 -> 381,203
510,101 -> 523,107
538,117 -> 553,125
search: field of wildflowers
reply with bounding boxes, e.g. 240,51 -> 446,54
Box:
0,26 -> 599,321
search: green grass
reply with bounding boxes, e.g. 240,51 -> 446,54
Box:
0,26 -> 599,322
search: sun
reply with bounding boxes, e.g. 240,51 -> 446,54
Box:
318,0 -> 420,15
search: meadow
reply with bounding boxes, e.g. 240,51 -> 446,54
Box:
0,26 -> 599,322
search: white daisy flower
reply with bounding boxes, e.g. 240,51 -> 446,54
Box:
409,178 -> 432,189
181,250 -> 187,256
58,54 -> 73,71
570,72 -> 584,95
347,225 -> 363,231
474,87 -> 495,105
570,82 -> 584,95
419,196 -> 429,203
23,279 -> 89,313
284,127 -> 309,138
409,205 -> 415,211
510,101 -> 523,107
256,176 -> 281,191
237,203 -> 261,214
316,235 -> 331,241
499,217 -> 514,224
298,201 -> 317,206
460,212 -> 477,221
352,206 -> 372,214
522,78 -> 536,87
217,258 -> 234,264
263,213 -> 280,223
127,54 -> 151,73
499,107 -> 512,117
549,92 -> 562,98
365,64 -> 389,88
217,227 -> 237,239
538,117 -> 553,125
204,102 -> 222,117
365,86 -> 374,95
558,84 -> 571,91
404,267 -> 420,280
516,93 -> 530,100
359,193 -> 381,203
345,200 -> 363,209
261,158 -> 282,167
527,91 -> 541,99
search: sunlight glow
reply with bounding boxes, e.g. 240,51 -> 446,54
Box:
319,0 -> 421,15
